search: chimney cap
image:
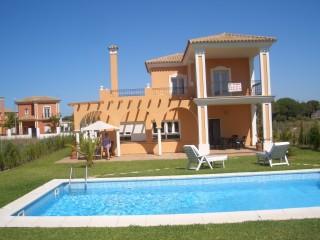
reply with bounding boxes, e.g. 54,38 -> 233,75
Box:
108,44 -> 118,53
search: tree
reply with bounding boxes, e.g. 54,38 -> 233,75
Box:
273,98 -> 302,121
308,122 -> 320,150
298,121 -> 304,145
49,115 -> 60,133
3,112 -> 16,129
306,100 -> 320,117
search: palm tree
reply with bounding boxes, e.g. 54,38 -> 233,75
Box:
49,115 -> 60,133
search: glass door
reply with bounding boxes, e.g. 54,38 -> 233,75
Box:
212,70 -> 230,96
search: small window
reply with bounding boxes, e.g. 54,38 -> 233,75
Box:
24,108 -> 29,115
44,107 -> 51,118
120,122 -> 146,142
170,76 -> 185,95
152,121 -> 180,140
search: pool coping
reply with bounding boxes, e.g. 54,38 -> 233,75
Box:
0,168 -> 320,228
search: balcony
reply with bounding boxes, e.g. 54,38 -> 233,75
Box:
19,115 -> 36,121
206,80 -> 262,97
194,80 -> 273,106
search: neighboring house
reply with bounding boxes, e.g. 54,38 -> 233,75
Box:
70,33 -> 276,155
15,96 -> 60,135
0,97 -> 17,135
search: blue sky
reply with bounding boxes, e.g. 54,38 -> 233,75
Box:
0,0 -> 319,116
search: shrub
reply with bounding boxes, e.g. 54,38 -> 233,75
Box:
308,122 -> 320,150
0,135 -> 74,171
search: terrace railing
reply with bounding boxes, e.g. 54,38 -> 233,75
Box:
110,87 -> 191,98
107,81 -> 263,99
206,80 -> 263,97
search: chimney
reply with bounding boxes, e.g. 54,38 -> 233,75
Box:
108,44 -> 119,92
0,97 -> 4,114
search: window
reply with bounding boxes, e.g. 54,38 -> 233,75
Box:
170,76 -> 185,95
212,68 -> 230,96
44,106 -> 51,118
119,122 -> 146,142
152,121 -> 180,140
24,108 -> 29,115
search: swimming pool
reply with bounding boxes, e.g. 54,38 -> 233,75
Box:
1,169 -> 320,227
14,171 -> 320,216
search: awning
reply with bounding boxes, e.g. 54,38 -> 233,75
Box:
193,96 -> 274,106
81,121 -> 119,132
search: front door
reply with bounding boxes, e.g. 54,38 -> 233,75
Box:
208,119 -> 221,148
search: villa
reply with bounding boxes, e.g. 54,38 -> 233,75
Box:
15,96 -> 61,135
70,33 -> 276,156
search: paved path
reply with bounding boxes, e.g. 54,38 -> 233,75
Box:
56,148 -> 257,164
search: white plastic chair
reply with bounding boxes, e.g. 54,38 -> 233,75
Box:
183,145 -> 228,171
256,142 -> 290,167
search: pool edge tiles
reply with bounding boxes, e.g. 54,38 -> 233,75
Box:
1,169 -> 320,227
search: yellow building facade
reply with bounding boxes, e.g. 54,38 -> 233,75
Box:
70,33 -> 276,156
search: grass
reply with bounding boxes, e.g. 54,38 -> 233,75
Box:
0,219 -> 320,240
0,147 -> 319,239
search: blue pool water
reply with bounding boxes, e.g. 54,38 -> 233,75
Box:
17,172 -> 320,216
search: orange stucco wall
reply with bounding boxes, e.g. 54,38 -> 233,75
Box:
150,66 -> 188,88
207,104 -> 252,146
205,58 -> 251,96
72,55 -> 258,154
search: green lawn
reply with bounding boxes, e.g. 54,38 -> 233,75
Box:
0,147 -> 319,239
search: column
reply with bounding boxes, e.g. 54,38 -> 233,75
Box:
259,48 -> 273,150
250,56 -> 257,146
195,48 -> 209,155
115,129 -> 121,157
75,132 -> 80,144
251,104 -> 257,146
19,121 -> 23,135
157,127 -> 162,156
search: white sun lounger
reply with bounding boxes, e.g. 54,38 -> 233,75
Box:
256,142 -> 290,167
183,145 -> 228,171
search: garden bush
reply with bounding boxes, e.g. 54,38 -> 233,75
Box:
0,135 -> 73,171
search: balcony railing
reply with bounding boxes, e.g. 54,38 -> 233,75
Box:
107,81 -> 262,98
206,80 -> 262,97
251,81 -> 262,96
110,87 -> 190,97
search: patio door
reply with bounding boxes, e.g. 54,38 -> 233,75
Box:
208,119 -> 221,148
212,69 -> 230,96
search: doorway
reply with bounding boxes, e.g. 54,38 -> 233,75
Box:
208,119 -> 221,148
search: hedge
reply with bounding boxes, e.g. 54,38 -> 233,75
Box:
0,135 -> 73,171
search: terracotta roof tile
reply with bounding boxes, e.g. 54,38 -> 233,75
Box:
145,33 -> 276,67
189,32 -> 276,43
15,96 -> 60,103
146,53 -> 184,64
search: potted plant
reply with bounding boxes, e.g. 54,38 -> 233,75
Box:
256,138 -> 264,151
80,138 -> 97,167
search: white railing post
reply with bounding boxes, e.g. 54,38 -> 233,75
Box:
116,129 -> 121,157
157,128 -> 162,156
6,129 -> 11,137
28,128 -> 32,137
36,128 -> 40,138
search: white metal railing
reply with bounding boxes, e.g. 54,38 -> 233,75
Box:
68,166 -> 88,190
